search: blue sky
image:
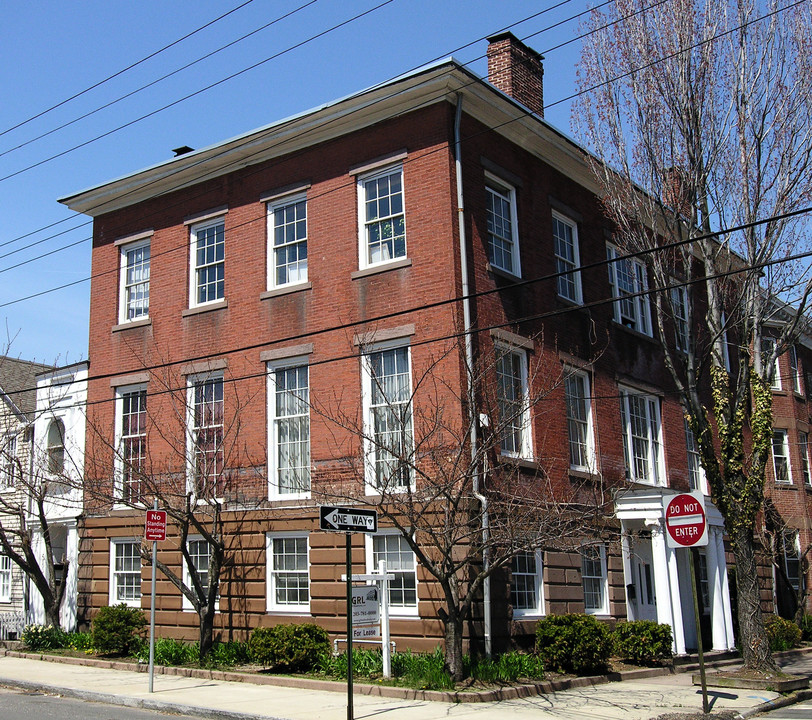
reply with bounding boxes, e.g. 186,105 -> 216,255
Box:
0,0 -> 589,365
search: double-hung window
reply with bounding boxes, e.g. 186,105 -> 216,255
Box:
268,194 -> 307,288
619,387 -> 664,485
267,362 -> 310,497
800,432 -> 811,486
671,285 -> 690,352
367,532 -> 417,614
362,344 -> 413,492
267,533 -> 309,613
564,370 -> 594,471
511,551 -> 544,616
189,218 -> 225,307
790,345 -> 803,394
486,176 -> 520,276
1,434 -> 17,490
116,386 -> 147,503
685,420 -> 707,494
359,166 -> 405,268
496,346 -> 531,459
119,238 -> 150,322
183,537 -> 218,611
552,212 -> 581,303
762,337 -> 781,390
189,375 -> 224,497
0,555 -> 11,602
581,544 -> 608,614
772,429 -> 791,483
607,245 -> 651,335
780,530 -> 801,594
109,540 -> 141,607
46,418 -> 65,475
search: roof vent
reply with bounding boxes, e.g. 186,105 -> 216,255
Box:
172,146 -> 195,157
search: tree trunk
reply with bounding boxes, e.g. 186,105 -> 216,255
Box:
44,602 -> 60,629
199,606 -> 214,659
731,523 -> 777,672
443,612 -> 464,683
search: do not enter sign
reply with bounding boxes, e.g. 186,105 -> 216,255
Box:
664,492 -> 708,548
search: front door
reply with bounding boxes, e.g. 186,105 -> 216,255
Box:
633,540 -> 658,621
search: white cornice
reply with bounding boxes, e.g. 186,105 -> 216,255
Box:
59,60 -> 597,218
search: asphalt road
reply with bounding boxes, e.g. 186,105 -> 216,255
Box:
763,700 -> 812,719
0,686 -> 203,720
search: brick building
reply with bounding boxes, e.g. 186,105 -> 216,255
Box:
59,33 -> 811,655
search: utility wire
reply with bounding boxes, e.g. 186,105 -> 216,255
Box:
0,0 -> 256,139
0,0 -> 321,162
3,203 -> 811,411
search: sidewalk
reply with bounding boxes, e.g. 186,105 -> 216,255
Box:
0,649 -> 810,720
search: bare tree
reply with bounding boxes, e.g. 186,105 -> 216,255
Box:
83,364 -> 259,658
312,333 -> 613,681
575,0 -> 812,671
0,446 -> 70,629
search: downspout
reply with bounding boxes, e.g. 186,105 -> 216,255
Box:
454,93 -> 491,657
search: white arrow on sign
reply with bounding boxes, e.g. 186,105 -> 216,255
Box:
324,509 -> 375,530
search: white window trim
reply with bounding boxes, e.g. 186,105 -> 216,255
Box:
109,538 -> 142,608
357,164 -> 406,271
365,529 -> 418,618
671,285 -> 690,353
581,544 -> 609,615
360,339 -> 414,494
511,549 -> 545,618
607,244 -> 652,336
495,343 -> 532,460
267,192 -> 308,291
186,372 -> 225,499
619,386 -> 665,486
113,384 -> 147,506
790,345 -> 803,394
685,419 -> 708,495
267,357 -> 310,500
485,172 -> 521,277
800,431 -> 811,486
0,433 -> 17,492
772,429 -> 792,484
188,216 -> 225,309
552,210 -> 582,304
564,369 -> 596,472
118,237 -> 151,324
266,531 -> 310,614
182,535 -> 219,612
0,554 -> 11,603
781,530 -> 802,594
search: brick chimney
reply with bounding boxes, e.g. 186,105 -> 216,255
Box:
486,32 -> 544,118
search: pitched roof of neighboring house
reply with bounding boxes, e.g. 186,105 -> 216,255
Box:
0,356 -> 56,422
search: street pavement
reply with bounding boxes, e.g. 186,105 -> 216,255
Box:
0,650 -> 811,720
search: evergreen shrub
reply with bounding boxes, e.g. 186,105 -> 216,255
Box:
249,623 -> 329,671
91,604 -> 146,656
535,613 -> 612,675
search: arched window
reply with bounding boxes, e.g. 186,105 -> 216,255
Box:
47,419 -> 65,474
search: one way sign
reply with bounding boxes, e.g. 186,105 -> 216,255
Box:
319,506 -> 378,534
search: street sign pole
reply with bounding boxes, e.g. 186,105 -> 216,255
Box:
689,547 -> 709,713
663,491 -> 709,715
148,498 -> 158,693
345,532 -> 353,720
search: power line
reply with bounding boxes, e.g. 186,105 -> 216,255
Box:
0,0 -> 321,162
5,203 -> 812,412
0,0 -> 256,139
0,0 -> 396,186
1,0 -> 803,307
0,0 -> 705,277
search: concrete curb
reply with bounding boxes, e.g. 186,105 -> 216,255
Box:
735,688 -> 812,719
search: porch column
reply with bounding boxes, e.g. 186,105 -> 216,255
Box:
716,527 -> 735,649
650,521 -> 686,655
